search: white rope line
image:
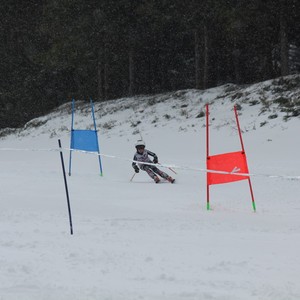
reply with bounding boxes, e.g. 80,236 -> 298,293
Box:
0,147 -> 299,181
0,147 -> 60,152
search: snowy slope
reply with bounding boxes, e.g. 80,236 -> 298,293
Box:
0,76 -> 300,300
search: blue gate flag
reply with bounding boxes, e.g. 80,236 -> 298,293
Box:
71,130 -> 99,152
68,99 -> 103,176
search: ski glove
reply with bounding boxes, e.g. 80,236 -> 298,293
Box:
153,156 -> 158,164
134,166 -> 139,173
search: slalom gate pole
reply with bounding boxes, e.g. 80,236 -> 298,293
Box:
248,178 -> 256,212
68,99 -> 75,176
206,103 -> 210,210
234,105 -> 245,152
90,98 -> 103,176
58,139 -> 73,235
234,105 -> 256,212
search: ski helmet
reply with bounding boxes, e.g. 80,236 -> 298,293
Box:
135,140 -> 145,149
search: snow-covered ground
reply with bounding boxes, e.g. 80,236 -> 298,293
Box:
1,77 -> 300,299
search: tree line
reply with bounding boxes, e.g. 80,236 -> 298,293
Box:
0,0 -> 299,128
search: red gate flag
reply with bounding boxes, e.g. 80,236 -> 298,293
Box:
207,151 -> 249,185
205,103 -> 256,211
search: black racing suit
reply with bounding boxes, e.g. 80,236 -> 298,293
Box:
132,149 -> 170,180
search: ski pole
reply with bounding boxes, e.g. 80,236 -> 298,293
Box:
167,166 -> 177,174
158,163 -> 177,174
130,173 -> 136,182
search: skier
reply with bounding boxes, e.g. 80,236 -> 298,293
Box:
132,140 -> 175,184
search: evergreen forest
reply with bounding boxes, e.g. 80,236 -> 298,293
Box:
0,0 -> 299,128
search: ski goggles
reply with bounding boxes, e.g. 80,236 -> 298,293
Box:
136,145 -> 145,150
